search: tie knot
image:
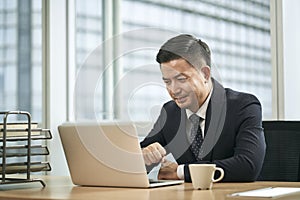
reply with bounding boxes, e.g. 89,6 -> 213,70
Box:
189,114 -> 200,125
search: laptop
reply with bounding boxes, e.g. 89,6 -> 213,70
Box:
58,122 -> 184,188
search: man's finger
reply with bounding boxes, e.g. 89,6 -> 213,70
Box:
143,148 -> 161,165
161,156 -> 166,163
142,143 -> 167,165
153,143 -> 167,156
161,159 -> 171,167
142,148 -> 153,165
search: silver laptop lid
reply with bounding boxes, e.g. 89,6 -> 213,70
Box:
58,122 -> 151,187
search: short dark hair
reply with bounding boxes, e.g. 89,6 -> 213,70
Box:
156,34 -> 211,68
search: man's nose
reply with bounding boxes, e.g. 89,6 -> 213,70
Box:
168,82 -> 181,95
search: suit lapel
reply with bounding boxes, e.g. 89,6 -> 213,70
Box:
199,79 -> 227,160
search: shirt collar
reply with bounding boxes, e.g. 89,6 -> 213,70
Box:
186,87 -> 213,120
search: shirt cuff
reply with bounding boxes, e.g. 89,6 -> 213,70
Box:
176,164 -> 185,180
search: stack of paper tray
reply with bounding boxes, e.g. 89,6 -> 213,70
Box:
0,111 -> 52,188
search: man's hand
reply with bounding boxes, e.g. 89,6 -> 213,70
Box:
142,142 -> 166,165
158,160 -> 179,180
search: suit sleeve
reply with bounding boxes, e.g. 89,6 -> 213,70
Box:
140,105 -> 168,148
184,96 -> 266,182
140,105 -> 169,172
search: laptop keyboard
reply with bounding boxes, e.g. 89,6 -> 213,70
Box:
149,179 -> 167,184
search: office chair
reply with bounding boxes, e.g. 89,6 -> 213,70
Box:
258,121 -> 300,181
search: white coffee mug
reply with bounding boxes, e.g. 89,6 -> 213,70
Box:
189,164 -> 224,190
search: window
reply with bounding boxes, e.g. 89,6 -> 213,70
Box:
0,0 -> 42,122
74,0 -> 103,120
120,0 -> 271,119
73,0 -> 271,122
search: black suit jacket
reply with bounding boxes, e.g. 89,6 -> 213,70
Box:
140,79 -> 266,182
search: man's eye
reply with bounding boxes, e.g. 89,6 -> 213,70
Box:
177,77 -> 187,82
164,80 -> 171,84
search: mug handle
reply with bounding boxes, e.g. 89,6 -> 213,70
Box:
212,167 -> 224,183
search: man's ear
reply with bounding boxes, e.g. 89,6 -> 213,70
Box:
200,65 -> 211,81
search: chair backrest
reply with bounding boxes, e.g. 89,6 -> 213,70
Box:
259,121 -> 300,181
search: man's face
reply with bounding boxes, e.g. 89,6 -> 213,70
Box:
160,58 -> 210,112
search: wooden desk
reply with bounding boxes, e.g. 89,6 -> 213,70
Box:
1,176 -> 300,200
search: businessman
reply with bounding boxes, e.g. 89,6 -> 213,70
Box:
140,34 -> 266,182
